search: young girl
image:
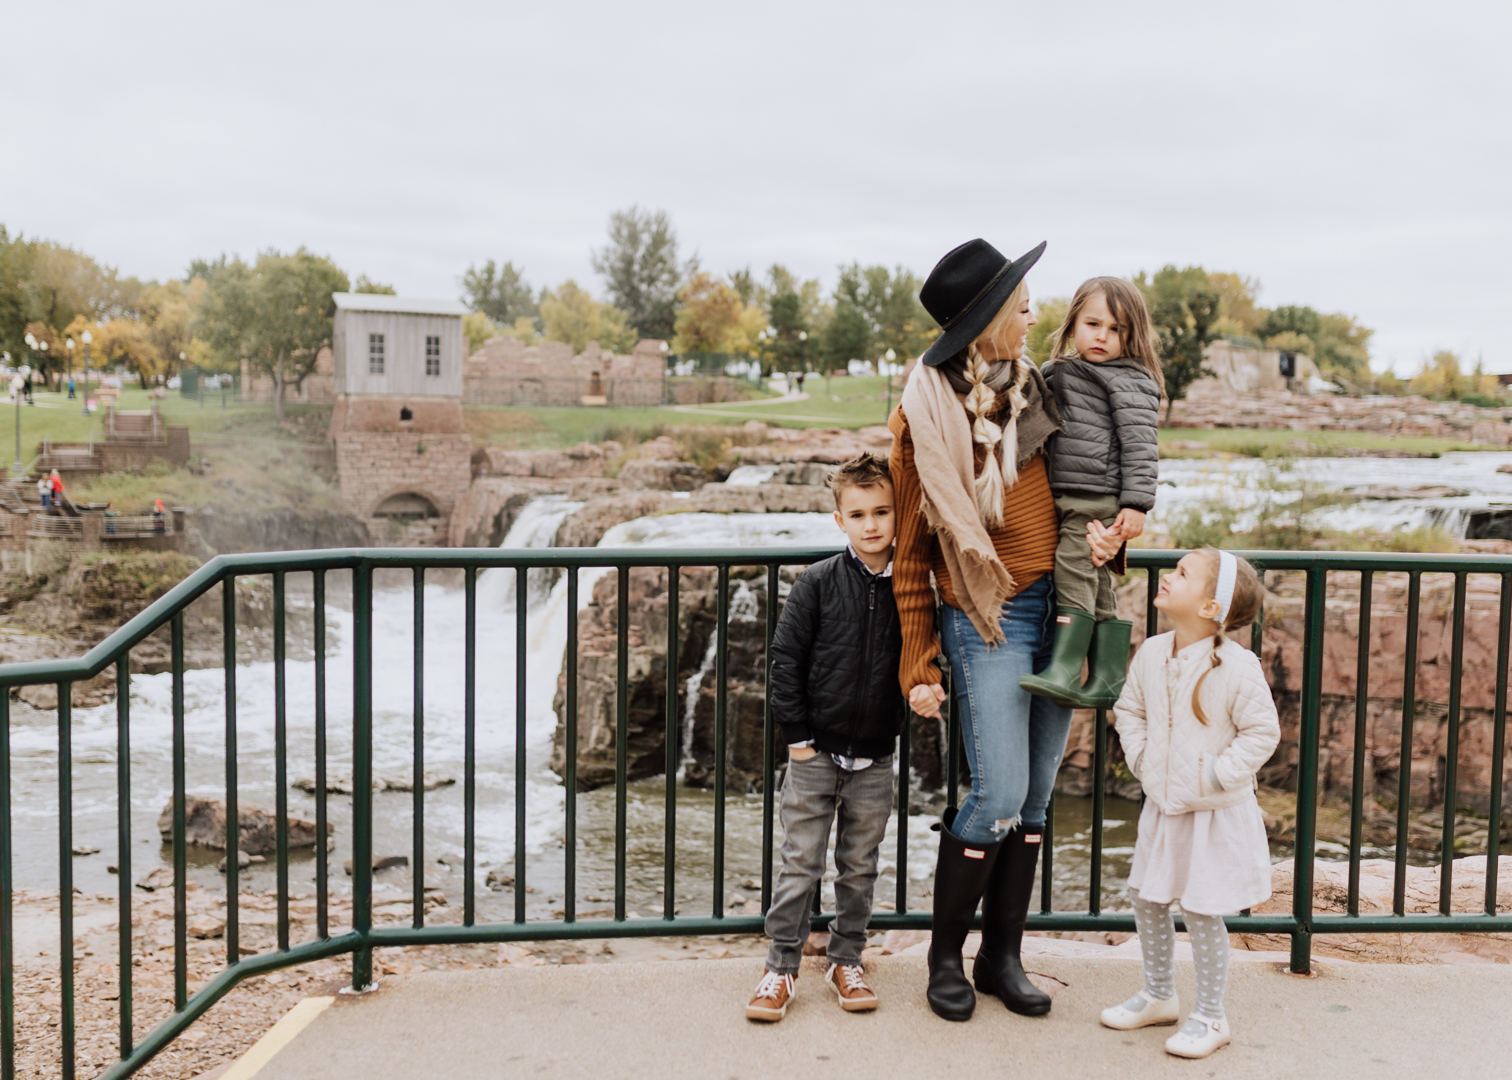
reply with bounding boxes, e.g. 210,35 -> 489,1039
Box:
1020,277 -> 1163,709
1100,547 -> 1280,1059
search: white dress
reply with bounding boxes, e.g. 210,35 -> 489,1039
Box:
1126,796 -> 1273,916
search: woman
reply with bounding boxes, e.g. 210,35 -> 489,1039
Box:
890,239 -> 1122,1023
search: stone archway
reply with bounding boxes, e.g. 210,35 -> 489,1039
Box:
371,491 -> 440,521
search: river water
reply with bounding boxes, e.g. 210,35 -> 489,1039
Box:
15,451 -> 1494,918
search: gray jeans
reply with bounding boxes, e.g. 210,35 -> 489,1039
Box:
763,752 -> 895,974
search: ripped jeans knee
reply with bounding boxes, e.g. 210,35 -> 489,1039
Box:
939,586 -> 1074,848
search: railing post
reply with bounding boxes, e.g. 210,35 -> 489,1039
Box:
350,564 -> 374,992
1291,563 -> 1325,974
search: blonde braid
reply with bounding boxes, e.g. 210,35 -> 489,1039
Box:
962,343 -> 1006,525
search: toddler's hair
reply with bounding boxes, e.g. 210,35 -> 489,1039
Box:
1190,547 -> 1263,725
828,453 -> 892,509
1048,277 -> 1166,398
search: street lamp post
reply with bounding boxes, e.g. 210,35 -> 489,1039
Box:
80,330 -> 92,418
884,348 -> 897,420
2,352 -> 14,475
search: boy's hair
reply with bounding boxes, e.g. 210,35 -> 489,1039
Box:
828,453 -> 892,509
1190,547 -> 1264,725
1048,276 -> 1166,398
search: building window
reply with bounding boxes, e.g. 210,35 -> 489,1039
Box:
369,333 -> 385,375
425,335 -> 441,377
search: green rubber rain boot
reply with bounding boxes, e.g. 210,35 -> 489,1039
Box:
1076,619 -> 1134,710
1018,608 -> 1095,706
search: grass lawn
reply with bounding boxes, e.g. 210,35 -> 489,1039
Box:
0,384 -> 322,464
463,375 -> 899,449
1157,426 -> 1494,458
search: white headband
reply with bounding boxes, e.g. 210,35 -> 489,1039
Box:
1213,550 -> 1238,626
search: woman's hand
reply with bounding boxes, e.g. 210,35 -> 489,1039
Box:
1112,508 -> 1146,540
909,683 -> 946,719
787,745 -> 818,762
1087,518 -> 1123,567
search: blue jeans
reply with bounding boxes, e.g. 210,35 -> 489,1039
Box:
938,576 -> 1073,845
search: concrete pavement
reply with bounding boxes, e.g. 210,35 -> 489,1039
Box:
240,954 -> 1509,1080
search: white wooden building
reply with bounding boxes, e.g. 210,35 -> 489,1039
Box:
330,293 -> 470,398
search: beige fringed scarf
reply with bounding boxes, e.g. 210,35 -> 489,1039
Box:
901,356 -> 1059,646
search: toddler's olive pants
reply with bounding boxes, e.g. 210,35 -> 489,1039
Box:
1052,491 -> 1122,620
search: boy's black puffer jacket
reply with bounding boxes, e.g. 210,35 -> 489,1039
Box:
769,551 -> 903,759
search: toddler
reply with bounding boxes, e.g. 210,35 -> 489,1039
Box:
1020,277 -> 1162,708
1100,547 -> 1280,1059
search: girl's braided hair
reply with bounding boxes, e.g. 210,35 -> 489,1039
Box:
1191,547 -> 1263,725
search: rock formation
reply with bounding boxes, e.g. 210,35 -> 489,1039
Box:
156,795 -> 332,855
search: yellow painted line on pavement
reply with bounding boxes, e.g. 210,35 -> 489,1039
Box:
219,995 -> 335,1079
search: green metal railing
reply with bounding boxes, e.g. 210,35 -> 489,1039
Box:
0,547 -> 1509,1079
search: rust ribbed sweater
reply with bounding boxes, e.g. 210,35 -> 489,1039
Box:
888,405 -> 1060,694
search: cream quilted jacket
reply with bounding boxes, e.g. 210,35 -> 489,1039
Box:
1112,631 -> 1281,814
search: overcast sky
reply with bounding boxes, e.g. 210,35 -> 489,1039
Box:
4,0 -> 1508,373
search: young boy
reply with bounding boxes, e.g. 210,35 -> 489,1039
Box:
745,453 -> 903,1022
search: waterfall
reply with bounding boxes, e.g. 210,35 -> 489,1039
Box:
675,577 -> 762,777
479,493 -> 584,610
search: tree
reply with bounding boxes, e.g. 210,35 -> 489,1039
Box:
1137,265 -> 1220,423
1027,296 -> 1070,362
821,264 -> 873,373
0,227 -> 127,377
1208,272 -> 1264,336
871,266 -> 935,365
540,280 -> 636,353
354,274 -> 396,295
591,206 -> 691,340
460,260 -> 537,328
194,249 -> 348,420
673,272 -> 751,354
1261,304 -> 1373,378
816,263 -> 934,373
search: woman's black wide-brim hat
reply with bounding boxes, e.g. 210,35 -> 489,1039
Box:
918,238 -> 1046,367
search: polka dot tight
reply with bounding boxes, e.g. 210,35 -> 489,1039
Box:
1130,888 -> 1229,1021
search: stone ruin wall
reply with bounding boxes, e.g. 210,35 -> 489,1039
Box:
333,431 -> 473,546
240,347 -> 336,405
464,337 -> 667,407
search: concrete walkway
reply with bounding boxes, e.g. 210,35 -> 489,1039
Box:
237,955 -> 1508,1080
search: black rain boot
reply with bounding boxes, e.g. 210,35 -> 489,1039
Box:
1076,619 -> 1134,710
1018,609 -> 1095,706
927,814 -> 1003,1022
973,825 -> 1052,1016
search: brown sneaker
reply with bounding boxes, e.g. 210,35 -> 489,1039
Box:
826,963 -> 879,1012
746,970 -> 796,1022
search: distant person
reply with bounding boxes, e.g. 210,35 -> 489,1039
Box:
36,475 -> 49,512
104,502 -> 118,535
795,372 -> 806,393
23,375 -> 33,405
745,454 -> 901,1023
1100,548 -> 1279,1059
48,469 -> 63,512
67,377 -> 75,399
152,498 -> 166,533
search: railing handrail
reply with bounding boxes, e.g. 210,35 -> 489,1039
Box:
1,543 -> 1509,1080
5,546 -> 1512,690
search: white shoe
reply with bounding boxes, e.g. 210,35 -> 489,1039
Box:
1100,992 -> 1181,1030
1165,1014 -> 1231,1058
